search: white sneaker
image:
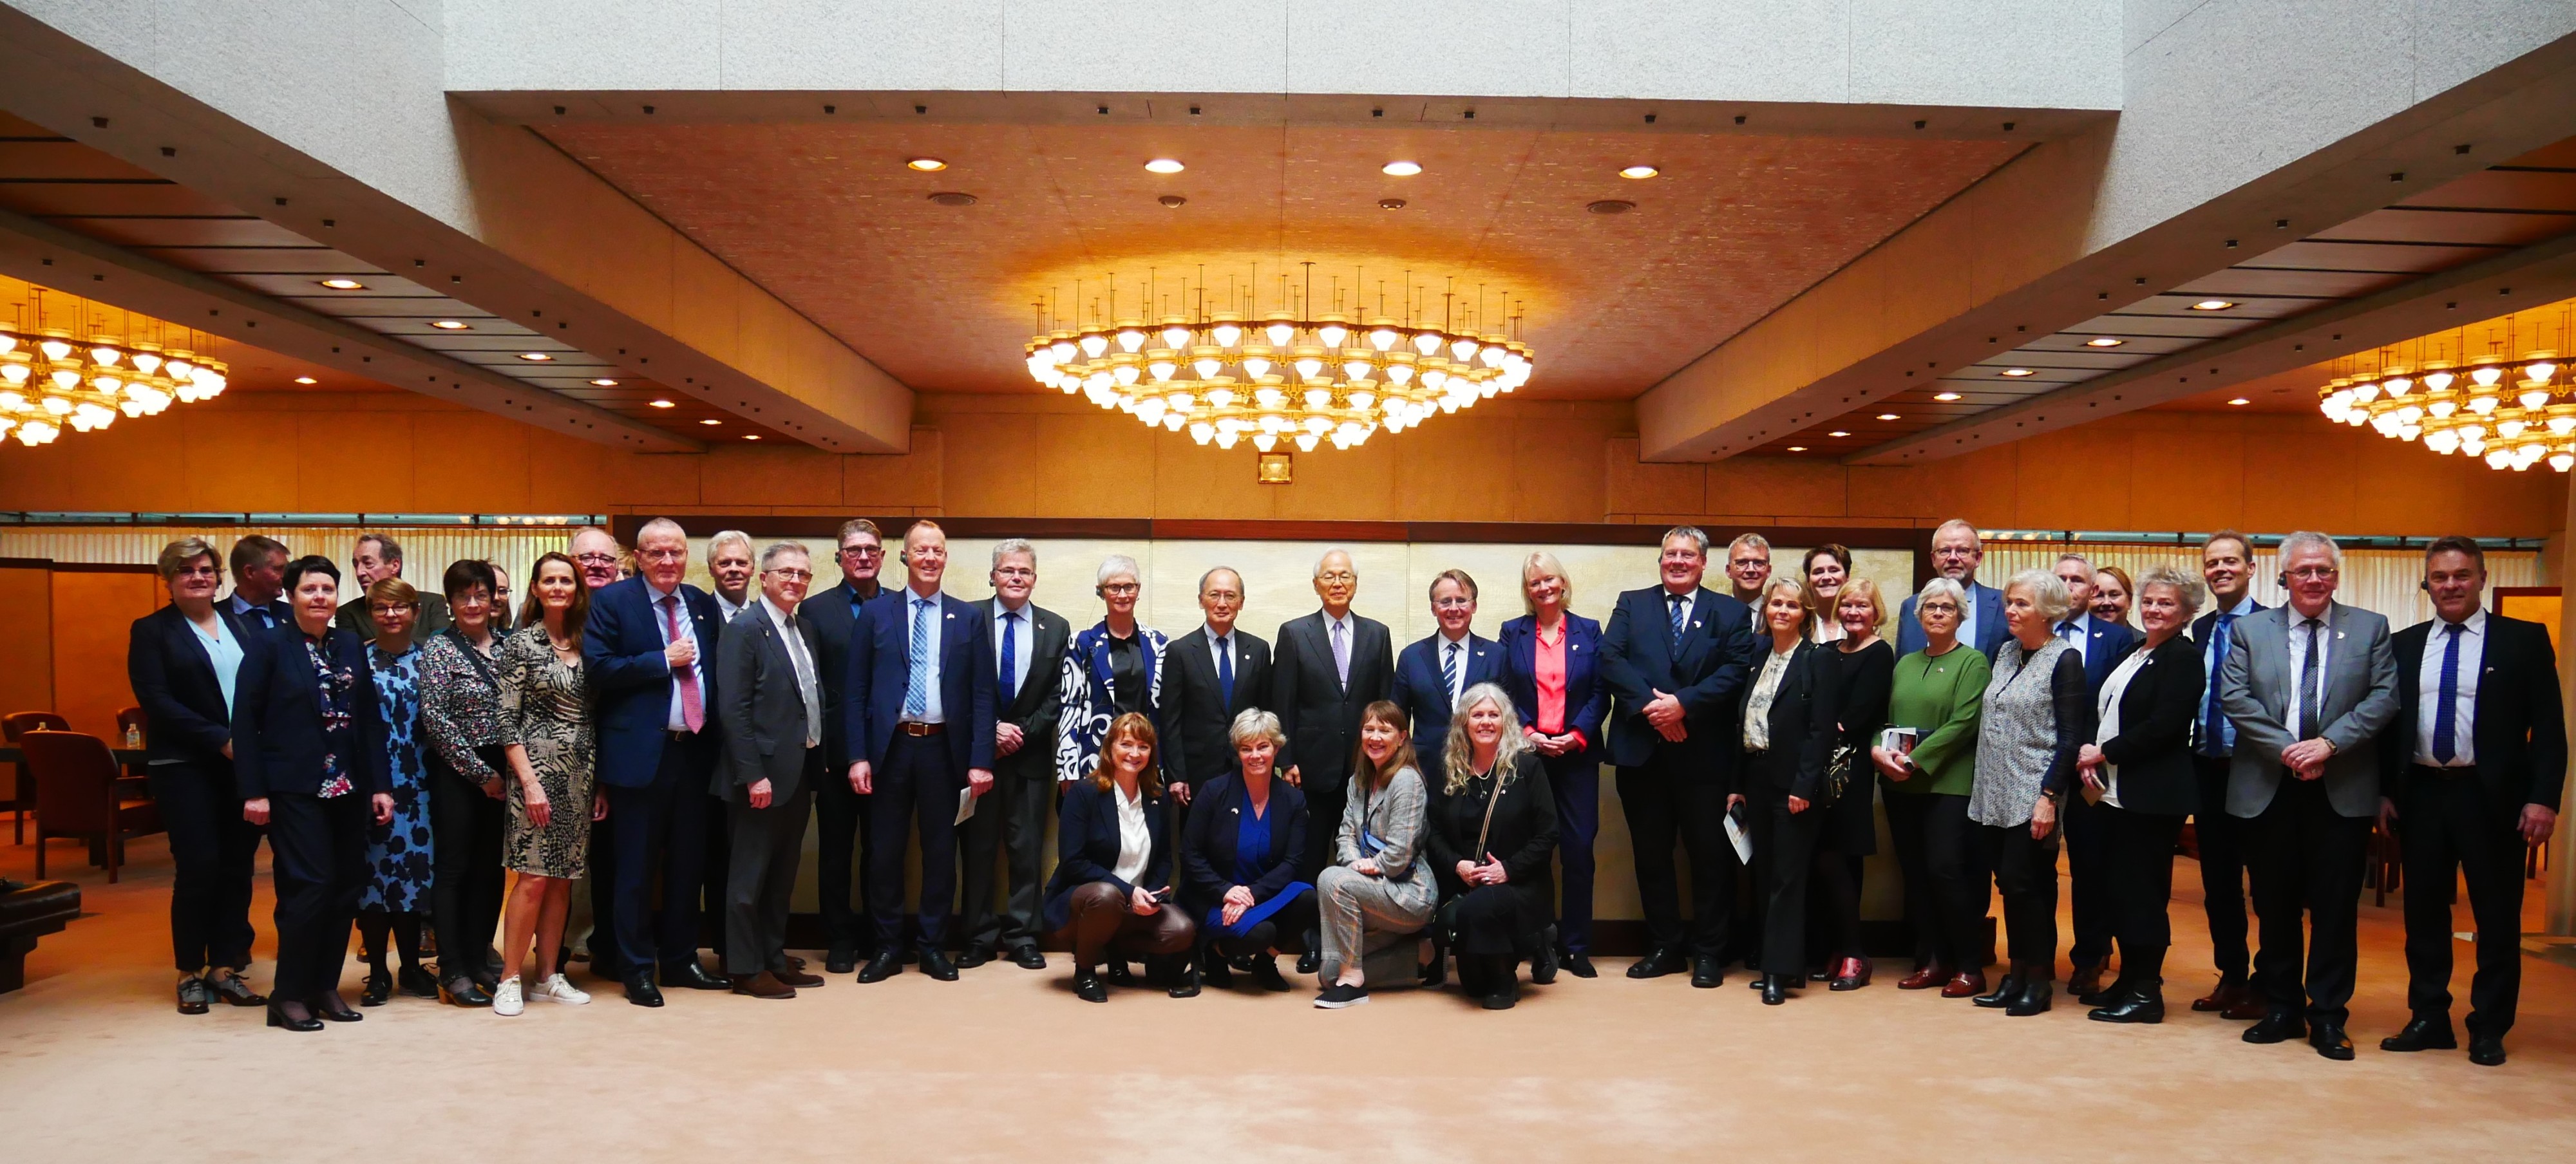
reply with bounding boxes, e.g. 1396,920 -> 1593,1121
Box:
492,976 -> 525,1017
536,973 -> 591,1005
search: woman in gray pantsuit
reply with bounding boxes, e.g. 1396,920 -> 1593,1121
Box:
1313,702 -> 1437,1008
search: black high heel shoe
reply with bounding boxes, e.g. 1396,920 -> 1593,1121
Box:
312,991 -> 365,1022
1761,973 -> 1790,1006
267,1000 -> 323,1032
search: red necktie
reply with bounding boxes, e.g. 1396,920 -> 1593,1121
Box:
663,594 -> 705,733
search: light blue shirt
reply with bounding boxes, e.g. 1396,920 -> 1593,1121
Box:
1957,581 -> 1982,652
227,593 -> 281,632
904,586 -> 947,724
153,612 -> 245,766
645,580 -> 703,732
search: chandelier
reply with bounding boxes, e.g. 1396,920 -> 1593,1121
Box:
0,279 -> 229,447
1022,265 -> 1533,451
2316,300 -> 2573,471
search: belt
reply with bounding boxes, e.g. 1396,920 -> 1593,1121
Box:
2412,762 -> 2474,776
667,729 -> 697,742
896,721 -> 947,737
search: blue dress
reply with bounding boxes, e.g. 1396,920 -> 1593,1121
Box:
361,642 -> 434,912
1208,799 -> 1313,939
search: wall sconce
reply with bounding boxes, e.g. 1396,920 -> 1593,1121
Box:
1256,452 -> 1293,484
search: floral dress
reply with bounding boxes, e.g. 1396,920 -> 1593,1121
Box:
361,641 -> 433,912
500,627 -> 594,878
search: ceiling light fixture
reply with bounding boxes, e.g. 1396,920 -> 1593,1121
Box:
317,278 -> 365,290
905,158 -> 947,171
2085,337 -> 2125,347
1786,446 -> 1808,453
1827,430 -> 1850,438
1144,158 -> 1186,174
2000,368 -> 2035,377
743,434 -> 761,440
1619,165 -> 1660,180
699,418 -> 722,426
1933,391 -> 1963,401
2191,299 -> 2235,311
2228,397 -> 2251,406
2315,296 -> 2576,472
649,399 -> 675,408
517,352 -> 553,361
293,376 -> 317,384
1381,160 -> 1421,176
429,320 -> 471,330
1876,413 -> 1899,420
591,378 -> 618,386
0,286 -> 229,446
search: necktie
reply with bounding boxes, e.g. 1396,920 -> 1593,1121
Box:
1216,634 -> 1235,706
1443,641 -> 1462,707
2295,617 -> 2324,740
784,612 -> 820,742
2199,612 -> 2236,756
2432,621 -> 2463,764
1331,619 -> 1350,690
1669,592 -> 1689,641
661,594 -> 705,733
998,609 -> 1020,702
2059,621 -> 2081,645
905,597 -> 934,718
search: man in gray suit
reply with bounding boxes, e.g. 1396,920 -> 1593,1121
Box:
960,538 -> 1071,971
2217,530 -> 2400,1060
714,541 -> 831,1000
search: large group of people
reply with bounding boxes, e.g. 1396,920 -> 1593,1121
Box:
120,516 -> 2562,1064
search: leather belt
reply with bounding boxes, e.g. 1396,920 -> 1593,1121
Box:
896,721 -> 947,737
2412,762 -> 2474,776
667,729 -> 696,742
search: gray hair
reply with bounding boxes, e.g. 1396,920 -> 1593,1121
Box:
156,536 -> 221,581
2278,530 -> 2342,570
2134,563 -> 2206,617
1312,549 -> 1355,579
990,538 -> 1036,570
1198,565 -> 1244,596
1227,707 -> 1287,751
1916,576 -> 1967,611
1442,682 -> 1533,795
757,541 -> 809,571
2054,552 -> 2094,574
634,517 -> 687,547
706,529 -> 753,564
1932,518 -> 1982,546
2003,567 -> 2074,623
354,531 -> 404,564
1727,531 -> 1770,557
1096,553 -> 1142,588
1661,525 -> 1711,558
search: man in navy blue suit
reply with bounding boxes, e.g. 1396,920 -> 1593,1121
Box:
583,518 -> 729,1006
1598,526 -> 1756,988
842,520 -> 996,984
2050,552 -> 2140,1002
1391,568 -> 1501,774
2189,530 -> 2266,1016
1897,519 -> 2007,659
225,534 -> 293,632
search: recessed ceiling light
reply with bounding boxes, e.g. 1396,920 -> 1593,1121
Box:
1827,430 -> 1850,438
1144,158 -> 1186,174
1381,160 -> 1422,176
2085,337 -> 2125,347
2000,368 -> 2035,377
744,434 -> 761,440
293,376 -> 317,384
1619,165 -> 1659,180
905,158 -> 946,171
517,352 -> 553,361
2191,299 -> 2235,311
2228,397 -> 2251,406
1786,445 -> 1808,453
317,278 -> 365,290
429,320 -> 470,330
649,399 -> 675,408
699,418 -> 722,426
1876,413 -> 1899,421
1934,391 -> 1963,401
591,378 -> 619,386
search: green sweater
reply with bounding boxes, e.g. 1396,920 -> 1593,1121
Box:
1882,644 -> 1991,797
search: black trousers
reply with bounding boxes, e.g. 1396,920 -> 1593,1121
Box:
1617,753 -> 1736,957
1544,752 -> 1602,953
960,767 -> 1051,953
1209,891 -> 1320,958
2102,804 -> 2185,991
1884,791 -> 1984,970
149,760 -> 263,973
813,768 -> 875,955
602,736 -> 715,972
1978,820 -> 2060,970
268,790 -> 370,999
1440,883 -> 1543,958
2061,787 -> 2114,969
723,758 -> 817,975
2247,774 -> 2370,1025
2192,755 -> 2253,983
2398,767 -> 2531,1038
871,733 -> 962,948
426,753 -> 505,983
701,785 -> 731,954
1752,798 -> 1823,976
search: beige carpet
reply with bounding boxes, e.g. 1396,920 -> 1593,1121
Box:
4,831 -> 2572,1163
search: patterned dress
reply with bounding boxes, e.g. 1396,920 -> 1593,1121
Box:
500,627 -> 594,878
361,641 -> 434,912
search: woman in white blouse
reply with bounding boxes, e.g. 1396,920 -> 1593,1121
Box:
1040,713 -> 1197,1002
2073,565 -> 2205,1024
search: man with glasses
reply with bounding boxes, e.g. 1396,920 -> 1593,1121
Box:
961,539 -> 1070,970
1271,549 -> 1396,973
2216,530 -> 2399,1060
1392,569 -> 1501,775
1898,519 -> 2005,657
571,527 -> 625,592
1162,567 -> 1273,809
1723,533 -> 1774,606
801,519 -> 886,974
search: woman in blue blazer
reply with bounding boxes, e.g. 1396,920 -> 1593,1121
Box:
128,538 -> 267,1015
1495,552 -> 1611,980
1043,713 -> 1196,1002
1180,708 -> 1314,993
232,556 -> 392,1032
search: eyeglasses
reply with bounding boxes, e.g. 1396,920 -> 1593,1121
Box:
175,566 -> 221,579
840,545 -> 884,558
574,553 -> 620,567
1316,571 -> 1357,584
766,568 -> 813,581
2286,566 -> 2339,580
1101,583 -> 1141,596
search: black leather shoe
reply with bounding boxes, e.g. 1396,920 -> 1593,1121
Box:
1626,946 -> 1685,979
857,951 -> 903,983
313,991 -> 364,1022
1010,945 -> 1048,970
442,976 -> 493,1007
920,947 -> 959,981
2003,977 -> 2052,1017
623,972 -> 665,1008
1562,952 -> 1597,979
2468,1035 -> 2506,1066
1295,949 -> 1323,975
1481,962 -> 1519,1011
359,969 -> 392,1007
2309,1022 -> 2355,1061
1417,951 -> 1446,990
1971,973 -> 2025,1009
1250,957 -> 1291,993
1101,960 -> 1135,986
1202,955 -> 1235,990
397,964 -> 440,999
176,975 -> 212,1015
825,946 -> 858,975
2087,990 -> 2164,1024
1167,968 -> 1202,999
2380,1017 -> 2459,1053
205,969 -> 266,1008
1690,956 -> 1724,989
2242,1011 -> 2306,1044
956,946 -> 995,970
1531,943 -> 1560,985
1074,970 -> 1107,1003
1761,973 -> 1788,1006
662,960 -> 729,990
266,1000 -> 323,1031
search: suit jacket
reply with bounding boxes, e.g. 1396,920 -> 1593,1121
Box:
2096,634 -> 2204,816
227,594 -> 293,634
1737,640 -> 1842,802
1179,771 -> 1310,916
1270,610 -> 1395,793
231,622 -> 390,800
841,587 -> 997,776
1597,585 -> 1757,772
335,591 -> 453,641
2384,612 -> 2567,825
985,598 -> 1072,783
714,602 -> 825,800
128,604 -> 249,767
1041,778 -> 1174,933
2060,612 -> 2139,696
1391,631 -> 1502,769
1899,580 -> 2007,659
583,576 -> 724,789
2217,600 -> 2401,820
2189,599 -> 2268,754
799,579 -> 882,771
1160,626 -> 1272,792
1496,612 -> 1610,764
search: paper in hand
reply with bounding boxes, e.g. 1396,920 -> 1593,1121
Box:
955,786 -> 977,826
1723,803 -> 1754,865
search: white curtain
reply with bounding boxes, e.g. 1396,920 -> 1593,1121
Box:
1978,541 -> 2541,626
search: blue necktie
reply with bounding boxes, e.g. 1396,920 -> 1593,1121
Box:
2199,612 -> 2236,756
998,608 -> 1020,702
904,597 -> 934,718
1668,593 -> 1689,641
1216,634 -> 1235,706
1442,641 -> 1462,708
2432,621 -> 2463,764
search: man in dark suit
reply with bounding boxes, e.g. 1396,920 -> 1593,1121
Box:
713,541 -> 829,1000
960,538 -> 1069,971
2190,529 -> 2265,1015
800,518 -> 885,974
331,532 -> 452,641
582,517 -> 729,1006
2378,537 -> 2564,1066
1391,568 -> 1502,773
1721,532 -> 1772,606
2218,530 -> 2401,1061
1897,519 -> 2005,658
2050,552 -> 2141,999
842,520 -> 996,983
226,534 -> 292,632
1599,525 -> 1756,988
1271,547 -> 1395,972
1161,566 -> 1273,804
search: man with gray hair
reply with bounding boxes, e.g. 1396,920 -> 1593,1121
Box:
1271,548 -> 1394,973
712,541 -> 827,998
705,530 -> 757,621
1900,519 -> 2003,657
334,530 -> 452,641
960,538 -> 1070,970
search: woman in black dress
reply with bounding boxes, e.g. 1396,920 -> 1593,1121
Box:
1814,577 -> 1894,990
1423,682 -> 1558,1010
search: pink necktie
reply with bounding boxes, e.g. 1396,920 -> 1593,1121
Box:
663,594 -> 705,733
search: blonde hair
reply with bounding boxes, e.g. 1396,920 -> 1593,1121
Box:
1834,576 -> 1888,632
1519,551 -> 1573,615
1442,683 -> 1531,794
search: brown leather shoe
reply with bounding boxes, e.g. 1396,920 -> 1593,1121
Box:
1828,956 -> 1873,991
773,967 -> 824,989
730,972 -> 796,999
1940,971 -> 1987,998
1897,962 -> 1949,990
2067,962 -> 2108,998
2192,977 -> 2253,1013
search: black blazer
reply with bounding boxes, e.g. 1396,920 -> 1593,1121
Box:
128,604 -> 249,767
2094,634 -> 2204,816
2384,612 -> 2568,825
1159,626 -> 1271,792
987,598 -> 1072,783
1598,585 -> 1757,771
1179,771 -> 1310,916
1736,640 -> 1842,802
231,622 -> 390,800
1041,778 -> 1175,933
799,579 -> 882,771
1270,611 -> 1394,793
1422,750 -> 1559,907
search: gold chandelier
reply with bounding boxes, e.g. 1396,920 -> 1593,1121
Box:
2316,299 -> 2573,471
1023,265 -> 1533,451
1,278 -> 229,447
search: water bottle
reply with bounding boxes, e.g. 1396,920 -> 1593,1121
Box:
123,724 -> 143,749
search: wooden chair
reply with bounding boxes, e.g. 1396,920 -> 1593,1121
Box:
23,730 -> 160,883
1,711 -> 70,845
111,705 -> 152,800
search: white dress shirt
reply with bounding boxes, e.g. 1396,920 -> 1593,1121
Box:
990,598 -> 1034,700
762,595 -> 822,748
1111,782 -> 1151,885
715,592 -> 748,622
901,584 -> 947,724
645,579 -> 703,732
2413,608 -> 2485,767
